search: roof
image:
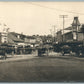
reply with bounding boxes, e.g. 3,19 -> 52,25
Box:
56,30 -> 62,34
72,17 -> 80,26
8,33 -> 24,43
63,31 -> 72,35
64,26 -> 72,30
26,36 -> 36,39
8,37 -> 15,44
10,32 -> 25,36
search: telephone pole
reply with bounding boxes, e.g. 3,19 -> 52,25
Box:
52,25 -> 56,42
60,15 -> 68,41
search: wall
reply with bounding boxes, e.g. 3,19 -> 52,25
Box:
78,33 -> 84,41
24,37 -> 36,44
63,32 -> 73,42
1,32 -> 8,43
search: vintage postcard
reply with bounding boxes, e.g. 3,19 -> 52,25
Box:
0,1 -> 83,82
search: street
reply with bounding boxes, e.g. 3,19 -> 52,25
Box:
0,53 -> 84,82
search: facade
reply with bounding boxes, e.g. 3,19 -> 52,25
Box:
1,32 -> 8,43
24,36 -> 36,44
24,35 -> 43,47
1,28 -> 9,43
78,33 -> 83,41
63,32 -> 73,42
35,36 -> 43,44
0,31 -> 43,47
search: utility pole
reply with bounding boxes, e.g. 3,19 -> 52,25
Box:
50,29 -> 53,43
60,15 -> 68,41
52,25 -> 56,42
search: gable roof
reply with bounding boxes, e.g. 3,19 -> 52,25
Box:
8,37 -> 15,44
64,26 -> 72,30
8,33 -> 24,43
26,36 -> 36,39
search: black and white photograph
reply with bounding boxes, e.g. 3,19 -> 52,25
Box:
0,2 -> 84,82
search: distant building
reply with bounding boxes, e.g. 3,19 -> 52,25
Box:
24,36 -> 36,44
24,35 -> 43,47
56,17 -> 83,42
8,32 -> 24,44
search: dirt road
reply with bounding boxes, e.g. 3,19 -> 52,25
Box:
0,53 -> 84,82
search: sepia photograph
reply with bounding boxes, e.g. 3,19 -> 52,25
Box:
0,1 -> 84,82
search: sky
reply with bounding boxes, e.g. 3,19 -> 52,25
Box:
0,2 -> 84,35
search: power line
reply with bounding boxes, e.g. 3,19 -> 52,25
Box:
29,2 -> 84,15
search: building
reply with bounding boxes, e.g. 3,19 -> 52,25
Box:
63,31 -> 73,42
24,35 -> 43,47
24,36 -> 36,44
56,17 -> 83,42
8,32 -> 24,44
0,31 -> 25,46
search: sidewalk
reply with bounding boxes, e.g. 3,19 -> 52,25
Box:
0,54 -> 37,63
1,51 -> 84,63
48,51 -> 84,61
